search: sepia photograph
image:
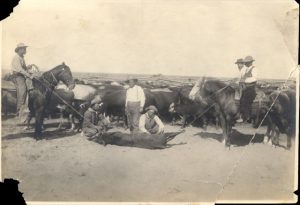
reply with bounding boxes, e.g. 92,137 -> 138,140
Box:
1,0 -> 299,204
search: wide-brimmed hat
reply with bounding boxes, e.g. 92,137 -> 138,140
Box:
126,76 -> 138,83
244,56 -> 255,63
15,43 -> 28,52
145,105 -> 158,113
235,58 -> 244,64
91,95 -> 102,106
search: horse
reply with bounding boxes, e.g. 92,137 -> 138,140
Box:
28,62 -> 75,138
189,78 -> 239,147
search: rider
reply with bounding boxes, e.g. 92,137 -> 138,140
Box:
239,56 -> 258,123
234,58 -> 245,123
11,43 -> 37,120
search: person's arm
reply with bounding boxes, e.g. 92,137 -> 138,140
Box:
139,114 -> 149,133
154,115 -> 164,133
11,56 -> 32,78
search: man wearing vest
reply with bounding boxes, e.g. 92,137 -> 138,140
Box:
125,77 -> 146,133
239,55 -> 257,123
139,105 -> 164,134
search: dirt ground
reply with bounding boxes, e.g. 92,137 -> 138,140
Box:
1,116 -> 297,203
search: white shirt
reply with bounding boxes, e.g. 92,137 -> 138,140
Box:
240,66 -> 257,83
125,85 -> 145,107
139,113 -> 164,133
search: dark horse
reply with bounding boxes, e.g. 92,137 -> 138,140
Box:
28,62 -> 75,138
189,78 -> 239,147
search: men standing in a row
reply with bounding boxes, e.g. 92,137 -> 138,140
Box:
11,43 -> 35,122
125,77 -> 145,133
236,55 -> 258,123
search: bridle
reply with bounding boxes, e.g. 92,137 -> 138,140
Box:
42,66 -> 68,88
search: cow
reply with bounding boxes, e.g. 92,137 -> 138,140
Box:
150,89 -> 181,122
89,130 -> 185,149
1,88 -> 17,116
169,101 -> 217,129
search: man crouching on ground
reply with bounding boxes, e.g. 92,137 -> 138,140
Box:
139,105 -> 164,134
82,96 -> 109,141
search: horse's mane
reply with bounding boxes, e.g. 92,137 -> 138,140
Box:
204,79 -> 235,95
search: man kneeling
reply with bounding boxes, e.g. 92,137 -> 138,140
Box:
82,97 -> 109,141
139,105 -> 164,134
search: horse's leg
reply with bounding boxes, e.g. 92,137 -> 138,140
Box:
181,115 -> 187,128
219,114 -> 229,146
69,113 -> 76,131
34,108 -> 44,139
202,115 -> 208,131
123,113 -> 128,130
287,133 -> 292,150
57,109 -> 64,130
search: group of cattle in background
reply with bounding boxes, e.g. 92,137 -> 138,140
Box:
2,73 -> 297,149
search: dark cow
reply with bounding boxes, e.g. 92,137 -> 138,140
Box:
150,89 -> 181,122
189,78 -> 239,147
1,88 -> 17,116
169,101 -> 217,129
89,131 -> 184,149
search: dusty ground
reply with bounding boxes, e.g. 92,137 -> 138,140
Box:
1,116 -> 297,203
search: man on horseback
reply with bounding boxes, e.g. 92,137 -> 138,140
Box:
238,55 -> 258,123
11,43 -> 38,121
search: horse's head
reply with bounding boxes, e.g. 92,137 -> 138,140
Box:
51,62 -> 75,90
188,77 -> 207,105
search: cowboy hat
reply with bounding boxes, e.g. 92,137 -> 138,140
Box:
243,56 -> 255,63
15,43 -> 28,52
126,76 -> 138,83
235,58 -> 244,64
145,105 -> 158,113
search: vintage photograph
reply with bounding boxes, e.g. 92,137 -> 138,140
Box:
1,0 -> 299,203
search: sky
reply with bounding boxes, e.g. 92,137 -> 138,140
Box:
1,0 -> 298,79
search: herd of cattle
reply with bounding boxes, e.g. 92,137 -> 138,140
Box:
1,78 -> 297,149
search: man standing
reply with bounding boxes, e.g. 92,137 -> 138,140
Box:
11,43 -> 35,120
239,56 -> 257,123
125,77 -> 145,133
139,105 -> 164,134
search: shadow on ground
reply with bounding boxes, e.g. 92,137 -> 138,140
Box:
194,129 -> 265,146
2,129 -> 77,141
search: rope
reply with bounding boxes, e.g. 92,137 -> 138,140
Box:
185,103 -> 216,127
214,65 -> 299,201
31,73 -> 85,119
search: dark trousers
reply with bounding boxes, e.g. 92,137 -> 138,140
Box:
240,84 -> 256,121
126,101 -> 141,133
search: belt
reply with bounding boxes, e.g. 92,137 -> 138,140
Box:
245,82 -> 256,87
